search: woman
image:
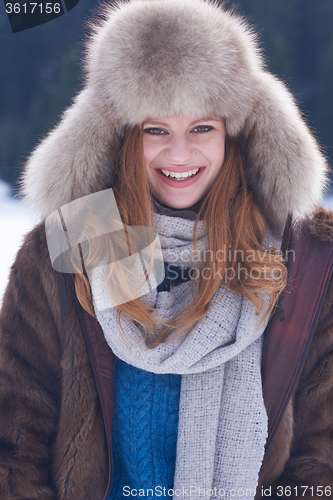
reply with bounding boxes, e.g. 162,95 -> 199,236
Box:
0,0 -> 333,499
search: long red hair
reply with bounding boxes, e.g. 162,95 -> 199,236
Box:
74,125 -> 287,344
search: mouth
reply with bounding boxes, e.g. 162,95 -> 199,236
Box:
155,167 -> 205,189
159,167 -> 203,181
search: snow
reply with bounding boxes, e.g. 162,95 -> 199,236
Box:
1,179 -> 333,307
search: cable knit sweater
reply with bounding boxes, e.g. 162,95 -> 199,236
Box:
108,203 -> 193,498
108,357 -> 181,498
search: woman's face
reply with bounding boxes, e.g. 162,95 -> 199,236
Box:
143,115 -> 226,209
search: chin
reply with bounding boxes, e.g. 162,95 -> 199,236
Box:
160,198 -> 201,210
162,198 -> 200,209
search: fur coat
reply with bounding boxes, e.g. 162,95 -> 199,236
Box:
1,0 -> 332,498
1,210 -> 333,500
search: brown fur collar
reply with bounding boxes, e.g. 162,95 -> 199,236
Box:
304,207 -> 333,242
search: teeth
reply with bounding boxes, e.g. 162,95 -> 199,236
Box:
161,168 -> 200,180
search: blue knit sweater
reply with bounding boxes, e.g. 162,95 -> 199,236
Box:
108,357 -> 181,499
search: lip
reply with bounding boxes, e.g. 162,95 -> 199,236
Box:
155,167 -> 205,188
157,165 -> 204,173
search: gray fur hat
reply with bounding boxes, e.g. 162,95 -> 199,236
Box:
22,0 -> 328,234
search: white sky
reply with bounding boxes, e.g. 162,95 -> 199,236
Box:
1,179 -> 333,307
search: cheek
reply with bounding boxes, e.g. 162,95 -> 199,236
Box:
143,138 -> 163,165
144,160 -> 155,190
143,143 -> 152,168
209,143 -> 226,177
218,147 -> 226,171
143,144 -> 159,187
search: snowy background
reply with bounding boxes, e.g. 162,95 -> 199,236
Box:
1,178 -> 333,306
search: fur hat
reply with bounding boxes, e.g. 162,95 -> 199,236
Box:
22,0 -> 328,234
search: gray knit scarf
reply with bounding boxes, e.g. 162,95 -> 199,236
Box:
90,213 -> 278,499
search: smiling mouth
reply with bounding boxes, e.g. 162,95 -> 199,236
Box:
159,168 -> 202,181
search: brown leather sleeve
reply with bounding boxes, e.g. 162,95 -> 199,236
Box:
264,274 -> 333,500
0,224 -> 60,499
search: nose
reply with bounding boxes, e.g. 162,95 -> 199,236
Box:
164,134 -> 194,164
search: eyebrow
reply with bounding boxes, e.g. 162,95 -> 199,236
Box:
143,117 -> 220,127
191,117 -> 220,124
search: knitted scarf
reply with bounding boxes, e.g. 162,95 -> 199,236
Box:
90,213 -> 277,499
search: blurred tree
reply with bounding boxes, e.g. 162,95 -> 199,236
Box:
0,0 -> 96,188
228,0 -> 333,180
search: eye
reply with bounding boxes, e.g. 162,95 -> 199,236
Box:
143,127 -> 168,135
191,125 -> 214,133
